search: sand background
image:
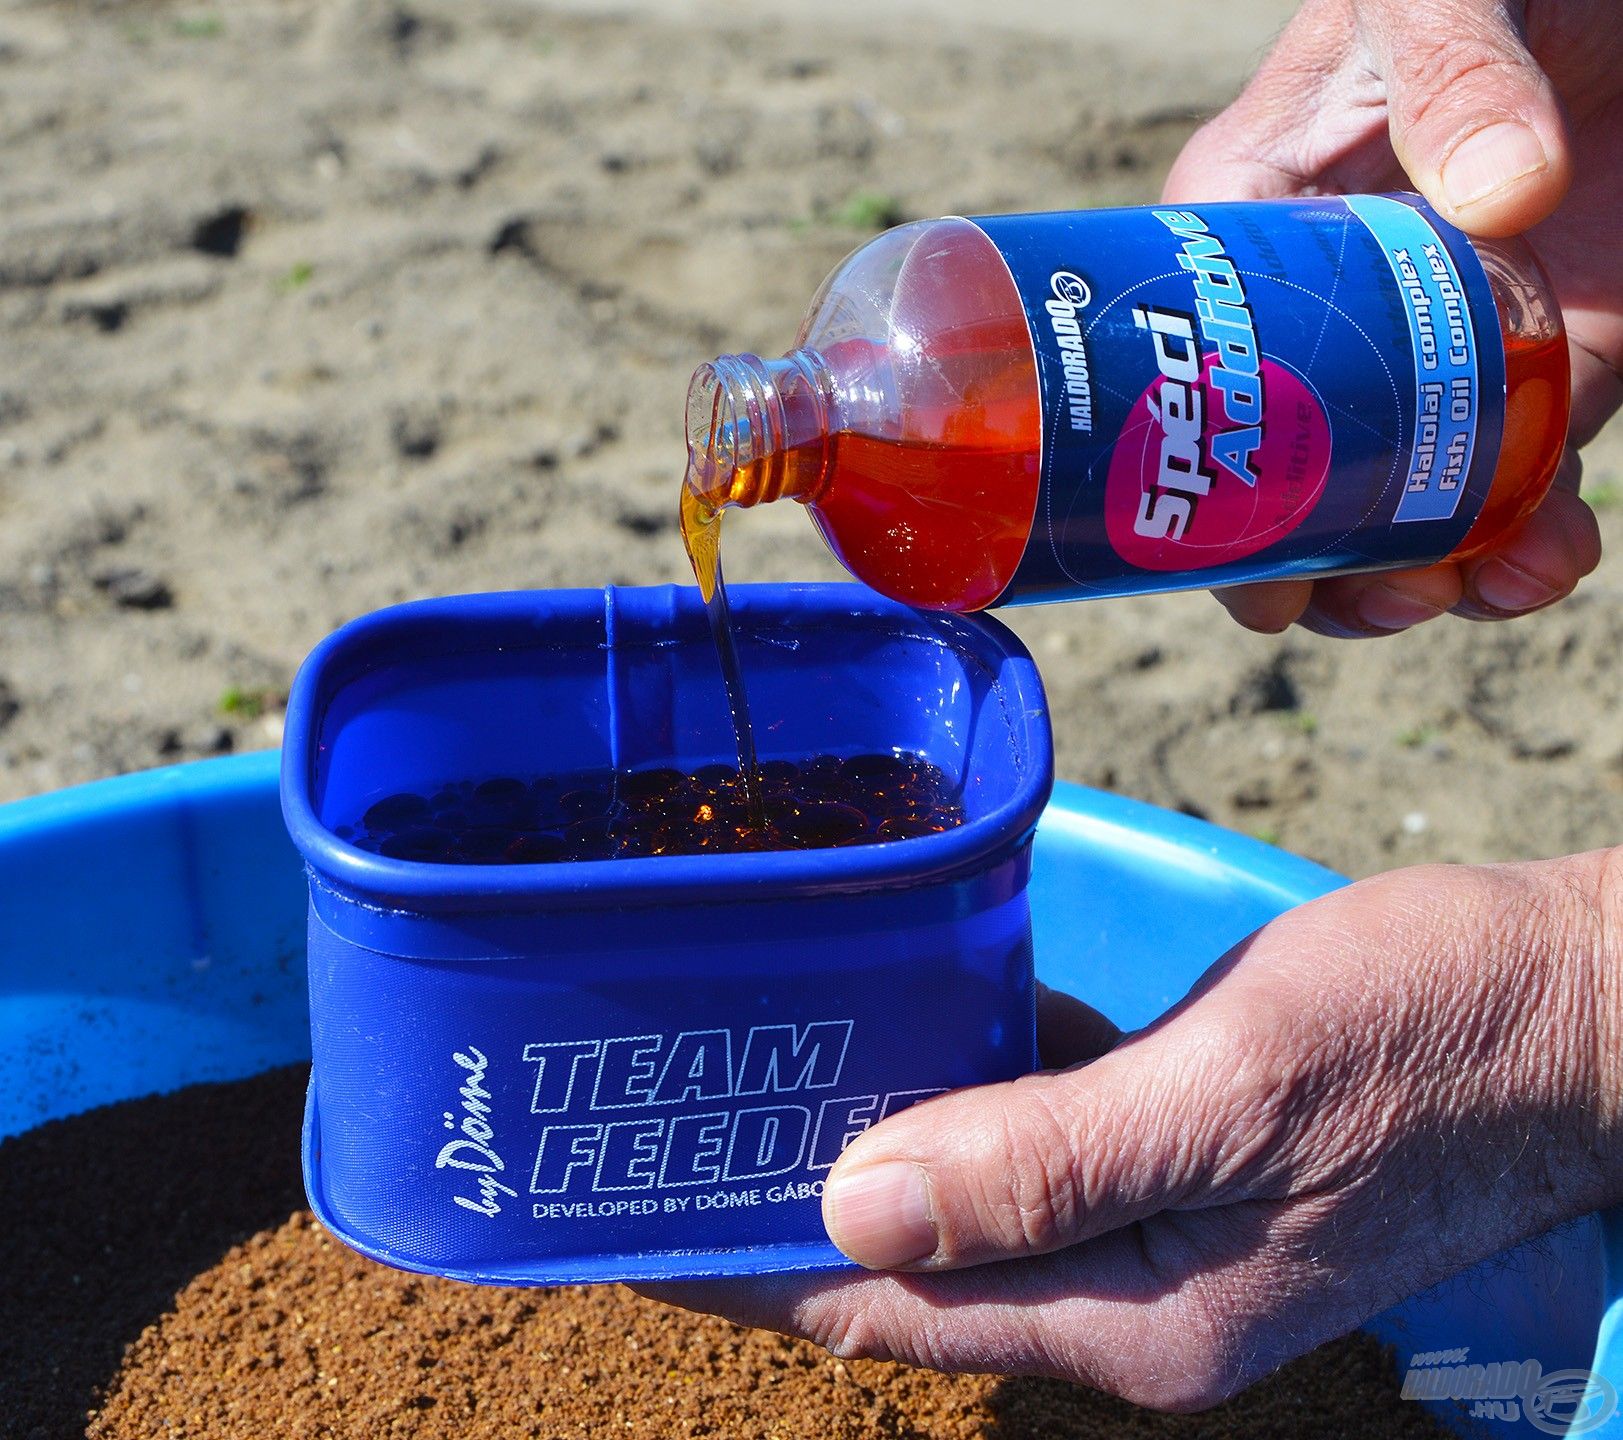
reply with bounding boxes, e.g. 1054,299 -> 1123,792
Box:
0,0 -> 1617,880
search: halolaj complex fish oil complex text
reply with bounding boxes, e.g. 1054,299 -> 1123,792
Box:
681,196 -> 1569,612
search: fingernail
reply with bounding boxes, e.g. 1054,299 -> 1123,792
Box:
1474,557 -> 1560,613
823,1161 -> 936,1270
1355,584 -> 1446,633
1442,122 -> 1547,211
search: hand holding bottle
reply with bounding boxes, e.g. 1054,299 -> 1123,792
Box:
1166,0 -> 1614,635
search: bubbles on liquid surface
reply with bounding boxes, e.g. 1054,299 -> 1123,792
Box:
346,754 -> 964,864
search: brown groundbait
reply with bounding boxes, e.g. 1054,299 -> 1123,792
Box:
1,1068 -> 1453,1440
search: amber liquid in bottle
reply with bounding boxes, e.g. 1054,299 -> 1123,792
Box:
680,212 -> 1569,816
684,215 -> 1570,614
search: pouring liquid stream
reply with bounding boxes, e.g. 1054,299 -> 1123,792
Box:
679,481 -> 765,830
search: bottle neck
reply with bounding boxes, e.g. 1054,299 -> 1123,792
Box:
685,349 -> 833,511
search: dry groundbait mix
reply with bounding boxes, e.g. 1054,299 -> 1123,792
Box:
0,1068 -> 1457,1440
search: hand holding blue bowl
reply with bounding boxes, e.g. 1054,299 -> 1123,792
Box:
645,848 -> 1623,1409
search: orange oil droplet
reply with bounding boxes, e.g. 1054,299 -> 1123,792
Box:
679,478 -> 721,604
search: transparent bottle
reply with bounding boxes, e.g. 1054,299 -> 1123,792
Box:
683,203 -> 1569,613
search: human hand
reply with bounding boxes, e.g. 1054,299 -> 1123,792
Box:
643,848 -> 1622,1409
1165,0 -> 1615,636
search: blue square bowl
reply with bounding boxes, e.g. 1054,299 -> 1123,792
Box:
278,583 -> 1052,1282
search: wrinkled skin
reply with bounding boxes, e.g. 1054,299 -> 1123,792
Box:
1168,0 -> 1617,636
646,852 -> 1623,1409
637,0 -> 1623,1411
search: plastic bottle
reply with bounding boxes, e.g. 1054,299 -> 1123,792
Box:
682,197 -> 1569,613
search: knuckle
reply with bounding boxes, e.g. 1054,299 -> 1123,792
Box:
1188,1002 -> 1308,1108
811,1303 -> 978,1375
960,1083 -> 1083,1258
1175,110 -> 1312,196
815,1308 -> 897,1366
1388,39 -> 1535,137
1172,979 -> 1371,1194
1209,1060 -> 1311,1186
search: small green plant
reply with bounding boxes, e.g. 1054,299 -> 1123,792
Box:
1251,826 -> 1282,847
173,13 -> 225,38
1587,477 -> 1621,510
827,191 -> 904,231
1397,723 -> 1439,749
1277,709 -> 1318,736
218,686 -> 281,720
276,260 -> 315,293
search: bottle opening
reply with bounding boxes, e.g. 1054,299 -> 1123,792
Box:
684,362 -> 733,509
684,351 -> 833,512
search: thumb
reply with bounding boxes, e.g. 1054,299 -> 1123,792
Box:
820,1018 -> 1257,1272
1360,0 -> 1572,235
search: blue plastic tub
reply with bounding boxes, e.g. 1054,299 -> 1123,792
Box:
280,585 -> 1050,1283
2,751 -> 1619,1436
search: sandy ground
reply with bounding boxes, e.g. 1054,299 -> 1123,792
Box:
0,0 -> 1618,880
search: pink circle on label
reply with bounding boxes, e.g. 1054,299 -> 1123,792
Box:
1105,357 -> 1332,572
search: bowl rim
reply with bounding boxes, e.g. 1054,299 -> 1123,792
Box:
279,582 -> 1053,912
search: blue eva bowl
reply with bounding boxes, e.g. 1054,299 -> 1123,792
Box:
2,750 -> 1619,1434
280,584 -> 1049,1283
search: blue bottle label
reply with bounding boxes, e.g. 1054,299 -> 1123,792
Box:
971,196 -> 1507,602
